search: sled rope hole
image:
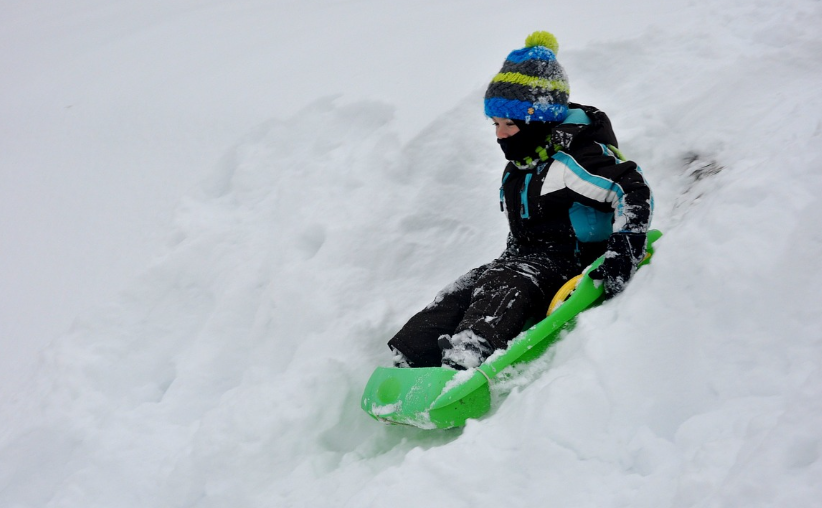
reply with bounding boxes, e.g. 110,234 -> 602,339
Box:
547,274 -> 583,316
475,367 -> 492,385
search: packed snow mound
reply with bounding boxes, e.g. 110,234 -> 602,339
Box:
0,94 -> 508,507
2,0 -> 822,506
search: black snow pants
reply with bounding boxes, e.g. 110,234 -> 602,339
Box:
387,253 -> 580,368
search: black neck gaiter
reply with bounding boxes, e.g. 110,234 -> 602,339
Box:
497,121 -> 557,163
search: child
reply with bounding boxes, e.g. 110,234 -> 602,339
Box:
388,31 -> 653,370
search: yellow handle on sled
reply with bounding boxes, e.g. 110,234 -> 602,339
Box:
547,250 -> 653,316
547,275 -> 583,315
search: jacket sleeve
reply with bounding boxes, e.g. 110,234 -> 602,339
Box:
555,143 -> 653,234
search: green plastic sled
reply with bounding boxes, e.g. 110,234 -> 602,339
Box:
362,230 -> 663,429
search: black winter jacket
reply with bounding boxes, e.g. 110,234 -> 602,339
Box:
499,103 -> 652,264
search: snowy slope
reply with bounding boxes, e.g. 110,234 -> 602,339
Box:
0,0 -> 690,399
2,0 -> 822,507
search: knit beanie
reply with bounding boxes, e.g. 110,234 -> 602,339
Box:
484,31 -> 570,123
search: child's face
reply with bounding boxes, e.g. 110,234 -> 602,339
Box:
491,117 -> 519,139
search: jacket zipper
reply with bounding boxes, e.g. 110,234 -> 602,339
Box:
520,173 -> 532,219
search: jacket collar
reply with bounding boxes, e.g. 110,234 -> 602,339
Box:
510,108 -> 593,170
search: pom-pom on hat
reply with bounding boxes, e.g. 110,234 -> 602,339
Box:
485,31 -> 570,123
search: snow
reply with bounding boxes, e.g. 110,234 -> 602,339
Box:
2,0 -> 822,506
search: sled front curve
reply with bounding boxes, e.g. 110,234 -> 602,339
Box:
360,366 -> 490,429
361,230 -> 662,429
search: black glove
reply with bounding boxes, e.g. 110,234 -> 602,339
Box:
588,232 -> 647,299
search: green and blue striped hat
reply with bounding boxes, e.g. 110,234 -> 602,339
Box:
484,31 -> 570,123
